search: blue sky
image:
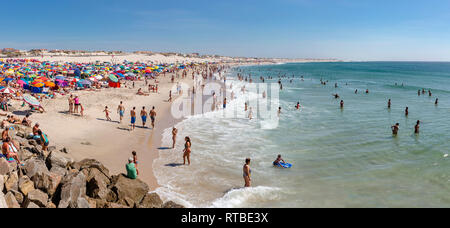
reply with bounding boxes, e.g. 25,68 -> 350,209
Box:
1,0 -> 450,61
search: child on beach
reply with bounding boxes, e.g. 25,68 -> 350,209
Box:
104,106 -> 111,121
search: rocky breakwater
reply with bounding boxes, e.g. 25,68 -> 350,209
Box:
0,124 -> 184,208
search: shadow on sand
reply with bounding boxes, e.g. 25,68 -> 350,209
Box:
165,163 -> 184,168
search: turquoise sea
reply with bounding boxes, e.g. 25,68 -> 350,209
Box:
154,62 -> 450,208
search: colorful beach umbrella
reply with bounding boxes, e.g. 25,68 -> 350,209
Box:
0,87 -> 16,94
23,95 -> 40,107
109,74 -> 118,82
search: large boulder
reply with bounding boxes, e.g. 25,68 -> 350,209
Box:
4,172 -> 19,192
26,202 -> 40,208
46,151 -> 74,169
4,192 -> 21,208
73,159 -> 110,178
0,192 -> 7,208
50,166 -> 68,177
19,176 -> 35,196
9,189 -> 24,204
24,189 -> 48,208
23,157 -> 49,178
32,171 -> 62,196
111,174 -> 149,207
0,158 -> 10,175
85,168 -> 112,200
0,174 -> 4,192
58,171 -> 87,208
162,201 -> 185,208
139,193 -> 164,208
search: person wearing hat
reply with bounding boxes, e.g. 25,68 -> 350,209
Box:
126,157 -> 138,179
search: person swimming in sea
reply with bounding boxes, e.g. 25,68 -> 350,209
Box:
392,123 -> 400,135
273,154 -> 286,167
332,94 -> 340,99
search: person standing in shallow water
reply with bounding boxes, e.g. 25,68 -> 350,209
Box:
183,136 -> 191,165
243,158 -> 251,188
172,127 -> 178,149
388,99 -> 391,109
405,107 -> 409,116
435,98 -> 439,105
415,120 -> 420,134
340,100 -> 344,109
392,123 -> 400,135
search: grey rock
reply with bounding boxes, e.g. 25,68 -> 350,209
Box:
139,193 -> 164,208
58,171 -> 87,208
46,151 -> 74,169
73,159 -> 110,177
25,189 -> 48,208
111,174 -> 149,207
4,192 -> 21,208
162,201 -> 185,208
86,168 -> 111,199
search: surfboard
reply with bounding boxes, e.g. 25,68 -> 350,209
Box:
278,162 -> 292,168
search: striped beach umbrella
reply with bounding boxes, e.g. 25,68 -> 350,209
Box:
0,87 -> 16,94
109,74 -> 118,82
23,95 -> 40,107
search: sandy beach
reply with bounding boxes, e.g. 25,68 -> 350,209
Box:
10,68 -> 196,190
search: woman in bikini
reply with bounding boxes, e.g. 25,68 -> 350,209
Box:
183,136 -> 191,165
243,158 -> 251,187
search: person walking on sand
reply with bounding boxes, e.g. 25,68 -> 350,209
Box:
150,106 -> 156,129
243,158 -> 251,188
392,123 -> 400,135
140,107 -> 148,128
117,101 -> 125,123
130,107 -> 136,131
172,127 -> 178,148
104,106 -> 111,121
183,136 -> 191,165
168,90 -> 172,102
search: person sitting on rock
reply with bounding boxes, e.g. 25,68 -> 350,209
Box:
1,137 -> 23,166
37,130 -> 49,152
126,157 -> 138,180
22,114 -> 32,127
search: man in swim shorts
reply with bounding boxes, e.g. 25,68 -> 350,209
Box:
150,106 -> 156,129
140,107 -> 148,128
117,101 -> 125,123
130,107 -> 136,131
